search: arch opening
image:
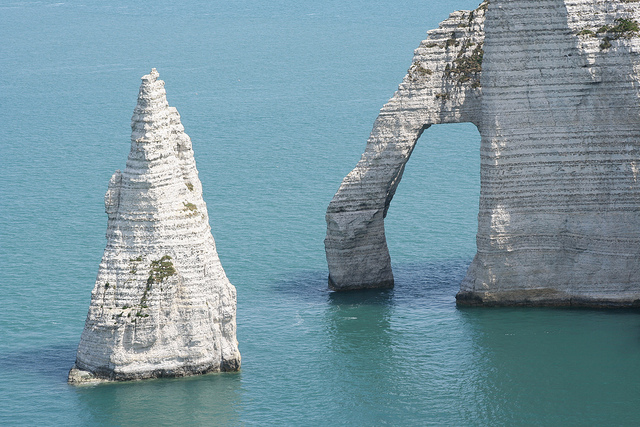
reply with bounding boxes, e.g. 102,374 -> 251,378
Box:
384,122 -> 481,267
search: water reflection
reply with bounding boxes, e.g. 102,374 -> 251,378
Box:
325,288 -> 395,358
317,259 -> 486,425
73,372 -> 243,425
323,289 -> 396,423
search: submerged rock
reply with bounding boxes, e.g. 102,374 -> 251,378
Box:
69,69 -> 240,384
325,0 -> 640,306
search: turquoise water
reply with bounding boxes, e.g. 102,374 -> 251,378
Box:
2,0 -> 640,425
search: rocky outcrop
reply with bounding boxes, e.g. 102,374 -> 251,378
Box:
325,0 -> 640,306
69,69 -> 240,384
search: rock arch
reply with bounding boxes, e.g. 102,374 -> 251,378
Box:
325,4 -> 486,290
325,0 -> 640,306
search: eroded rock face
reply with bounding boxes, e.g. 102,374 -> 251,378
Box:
326,0 -> 640,306
69,69 -> 240,384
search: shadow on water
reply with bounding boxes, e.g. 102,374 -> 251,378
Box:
273,257 -> 473,308
0,342 -> 77,382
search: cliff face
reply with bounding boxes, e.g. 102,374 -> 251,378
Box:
69,69 -> 240,384
325,0 -> 640,306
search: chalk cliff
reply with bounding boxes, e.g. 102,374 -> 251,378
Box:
325,0 -> 640,306
69,69 -> 240,384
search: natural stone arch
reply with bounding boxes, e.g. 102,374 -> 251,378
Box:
325,4 -> 487,290
326,0 -> 640,306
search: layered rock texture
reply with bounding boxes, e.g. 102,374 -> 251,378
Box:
325,0 -> 640,306
69,69 -> 240,384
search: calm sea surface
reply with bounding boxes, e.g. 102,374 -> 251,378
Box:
2,0 -> 640,425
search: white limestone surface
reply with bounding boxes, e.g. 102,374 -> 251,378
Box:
69,69 -> 240,383
326,0 -> 640,306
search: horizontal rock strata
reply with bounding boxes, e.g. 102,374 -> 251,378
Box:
460,0 -> 640,306
69,69 -> 240,384
326,0 -> 640,306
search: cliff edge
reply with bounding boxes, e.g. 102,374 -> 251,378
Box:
325,0 -> 640,307
69,69 -> 240,384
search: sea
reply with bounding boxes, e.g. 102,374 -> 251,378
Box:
1,0 -> 640,425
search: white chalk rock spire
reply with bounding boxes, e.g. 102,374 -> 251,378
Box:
326,0 -> 640,306
69,69 -> 240,383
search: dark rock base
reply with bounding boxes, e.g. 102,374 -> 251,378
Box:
456,290 -> 640,308
68,357 -> 241,385
328,275 -> 394,291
